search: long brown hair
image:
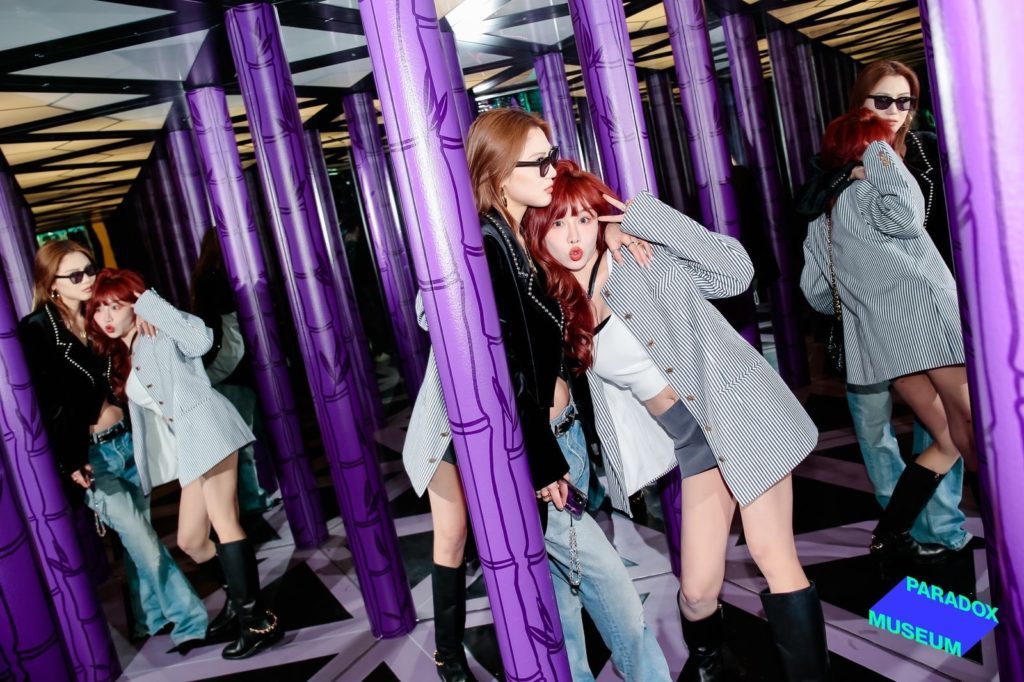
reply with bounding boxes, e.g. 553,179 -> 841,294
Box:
86,268 -> 146,401
466,108 -> 552,229
847,59 -> 920,157
31,239 -> 95,322
523,160 -> 613,374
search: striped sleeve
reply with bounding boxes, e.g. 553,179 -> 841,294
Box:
800,223 -> 833,315
861,141 -> 924,239
133,289 -> 213,358
621,191 -> 754,299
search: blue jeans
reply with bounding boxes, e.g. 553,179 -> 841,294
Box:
544,405 -> 670,682
85,428 -> 208,644
846,383 -> 970,550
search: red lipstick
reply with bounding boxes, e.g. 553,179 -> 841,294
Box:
569,247 -> 583,261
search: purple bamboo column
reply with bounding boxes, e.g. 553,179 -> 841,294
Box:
186,86 -> 327,550
575,95 -> 603,176
566,0 -> 656,199
341,94 -> 428,395
0,168 -> 34,317
921,1 -> 1024,675
795,38 -> 824,153
130,193 -> 171,297
534,51 -> 582,163
0,268 -> 120,681
439,27 -> 473,142
225,3 -> 413,637
645,69 -> 690,213
302,127 -> 387,423
0,448 -> 71,681
767,28 -> 813,191
723,12 -> 810,387
141,174 -> 187,306
663,0 -> 759,348
165,126 -> 212,257
360,0 -> 571,676
152,152 -> 196,295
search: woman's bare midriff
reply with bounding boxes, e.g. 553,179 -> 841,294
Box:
91,400 -> 124,432
549,376 -> 571,420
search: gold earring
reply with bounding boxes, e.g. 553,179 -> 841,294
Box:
51,289 -> 59,299
502,188 -> 509,208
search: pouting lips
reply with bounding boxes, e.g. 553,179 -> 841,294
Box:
569,247 -> 584,261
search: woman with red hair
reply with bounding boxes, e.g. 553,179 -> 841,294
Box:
88,269 -> 283,660
525,160 -> 828,682
800,110 -> 973,565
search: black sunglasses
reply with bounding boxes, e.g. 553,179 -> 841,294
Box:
54,263 -> 97,285
515,146 -> 559,176
867,95 -> 917,112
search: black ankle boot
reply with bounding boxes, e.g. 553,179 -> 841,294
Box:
433,563 -> 476,682
760,583 -> 830,681
678,595 -> 725,682
871,463 -> 950,563
199,554 -> 238,641
217,540 -> 284,660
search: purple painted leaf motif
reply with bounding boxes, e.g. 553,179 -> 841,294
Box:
490,375 -> 519,430
374,527 -> 390,559
365,480 -> 380,515
312,249 -> 332,287
527,625 -> 559,649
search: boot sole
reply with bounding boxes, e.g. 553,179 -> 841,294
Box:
221,628 -> 285,660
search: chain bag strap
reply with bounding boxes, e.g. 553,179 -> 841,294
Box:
824,212 -> 846,377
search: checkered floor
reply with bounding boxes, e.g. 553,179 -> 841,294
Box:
102,330 -> 998,681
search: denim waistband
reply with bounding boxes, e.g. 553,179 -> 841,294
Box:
549,402 -> 577,436
90,419 -> 129,445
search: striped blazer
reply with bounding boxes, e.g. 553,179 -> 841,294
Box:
590,192 -> 818,509
128,290 -> 253,494
800,141 -> 964,385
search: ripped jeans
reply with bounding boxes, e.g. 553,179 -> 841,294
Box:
86,426 -> 207,644
544,404 -> 670,681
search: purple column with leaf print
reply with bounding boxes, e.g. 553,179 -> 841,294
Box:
302,127 -> 387,422
535,51 -> 582,163
567,0 -> 684,577
567,0 -> 657,199
921,1 -> 1024,674
575,96 -> 602,176
794,39 -> 824,151
645,69 -> 690,214
152,153 -> 197,292
224,3 -> 414,637
0,268 -> 119,681
723,12 -> 809,387
165,126 -> 213,257
0,164 -> 33,317
439,27 -> 474,142
142,173 -> 187,306
767,28 -> 813,191
341,94 -> 428,396
360,0 -> 571,676
663,0 -> 760,348
186,85 -> 327,549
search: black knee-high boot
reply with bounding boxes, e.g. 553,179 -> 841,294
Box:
760,583 -> 830,682
433,563 -> 476,682
217,540 -> 284,660
678,595 -> 725,682
871,462 -> 949,562
197,556 -> 239,640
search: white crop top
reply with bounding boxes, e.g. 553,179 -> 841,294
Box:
592,313 -> 669,402
126,369 -> 179,487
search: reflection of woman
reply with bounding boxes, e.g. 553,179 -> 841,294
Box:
17,241 -> 207,650
797,59 -> 969,559
404,109 -> 669,681
88,269 -> 282,660
800,111 -> 975,564
524,161 -> 829,682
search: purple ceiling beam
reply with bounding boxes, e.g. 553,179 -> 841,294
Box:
0,263 -> 120,682
920,1 -> 1024,676
165,127 -> 213,258
302,127 -> 387,424
186,85 -> 328,550
644,69 -> 690,214
566,0 -> 683,577
722,12 -> 809,387
341,94 -> 428,396
567,0 -> 657,199
0,167 -> 34,318
663,0 -> 759,349
767,28 -> 814,191
439,27 -> 474,141
534,51 -> 583,163
359,0 -> 571,675
224,3 -> 413,637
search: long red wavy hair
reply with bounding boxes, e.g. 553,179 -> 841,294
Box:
523,160 -> 614,374
821,108 -> 894,170
86,268 -> 147,401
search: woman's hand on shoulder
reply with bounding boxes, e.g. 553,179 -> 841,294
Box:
598,194 -> 653,267
130,291 -> 160,337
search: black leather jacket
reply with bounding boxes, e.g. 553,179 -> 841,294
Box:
17,302 -> 115,505
481,210 -> 597,490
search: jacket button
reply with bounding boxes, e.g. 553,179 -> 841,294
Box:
717,456 -> 726,463
685,395 -> 695,401
646,340 -> 655,347
605,290 -> 612,297
168,417 -> 174,422
158,400 -> 164,405
440,431 -> 449,438
623,313 -> 632,320
665,367 -> 673,374
135,366 -> 141,371
428,457 -> 438,463
705,425 -> 712,432
146,384 -> 153,389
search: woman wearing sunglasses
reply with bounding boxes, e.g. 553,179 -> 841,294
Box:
17,240 -> 208,651
797,60 -> 972,563
86,268 -> 284,660
403,108 -> 670,681
800,110 -> 975,566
